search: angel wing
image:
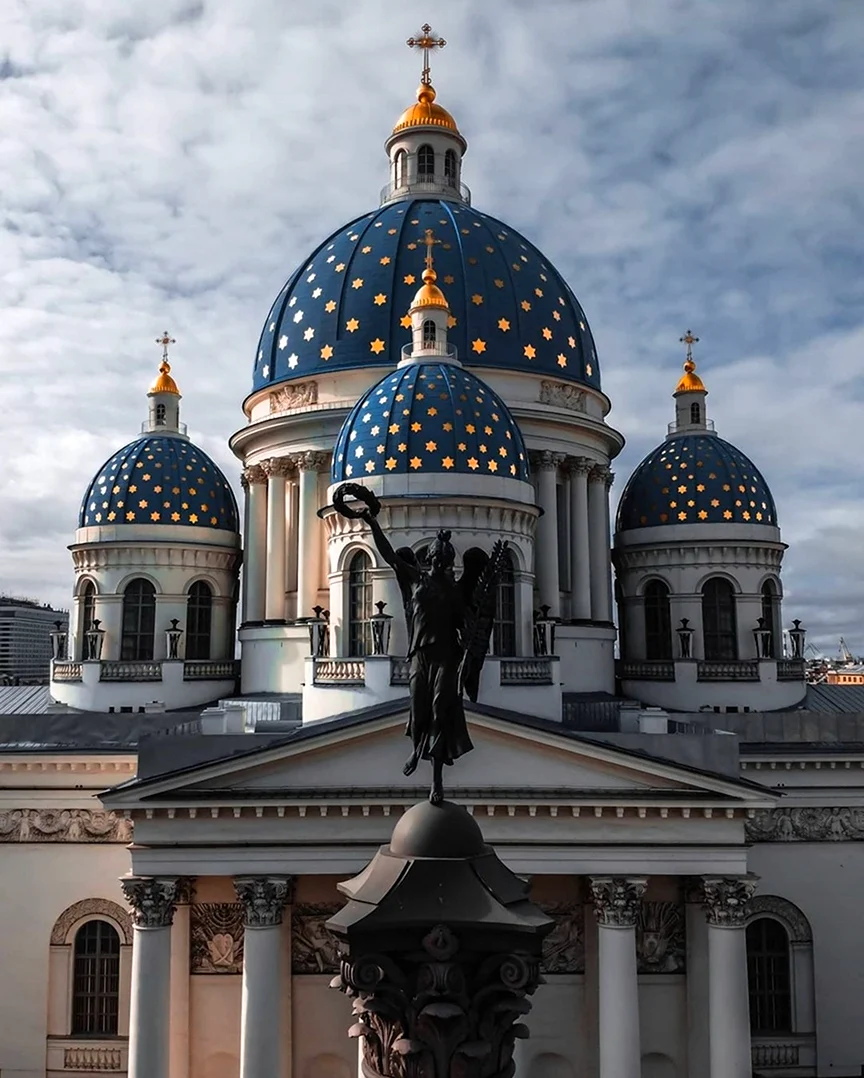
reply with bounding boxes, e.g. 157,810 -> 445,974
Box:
457,540 -> 509,702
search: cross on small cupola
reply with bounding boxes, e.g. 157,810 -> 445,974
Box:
407,23 -> 446,85
670,328 -> 712,438
146,330 -> 184,435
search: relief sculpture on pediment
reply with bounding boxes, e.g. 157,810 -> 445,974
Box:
637,901 -> 686,973
190,903 -> 244,974
539,902 -> 584,973
292,903 -> 343,974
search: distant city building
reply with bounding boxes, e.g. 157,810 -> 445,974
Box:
0,597 -> 68,683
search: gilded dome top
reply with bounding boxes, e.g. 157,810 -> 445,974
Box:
392,82 -> 460,136
149,360 -> 180,396
675,358 -> 706,395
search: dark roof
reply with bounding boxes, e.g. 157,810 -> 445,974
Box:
0,711 -> 209,752
805,683 -> 864,713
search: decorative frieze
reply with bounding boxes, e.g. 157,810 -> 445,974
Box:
0,809 -> 132,844
51,898 -> 133,946
590,876 -> 647,928
539,902 -> 584,973
269,380 -> 318,413
637,901 -> 686,973
538,381 -> 586,412
701,877 -> 757,928
121,877 -> 180,929
746,807 -> 864,842
234,876 -> 294,927
190,903 -> 244,974
292,903 -> 342,973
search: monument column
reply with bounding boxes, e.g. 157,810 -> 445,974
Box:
569,456 -> 592,620
296,452 -> 328,622
702,876 -> 757,1078
533,451 -> 562,619
121,876 -> 180,1078
243,465 -> 268,623
264,457 -> 292,622
234,876 -> 294,1078
590,876 -> 647,1078
588,465 -> 612,623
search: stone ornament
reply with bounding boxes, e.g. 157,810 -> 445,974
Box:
50,898 -> 133,946
590,877 -> 647,928
0,808 -> 132,843
191,903 -> 244,974
637,902 -> 686,973
701,877 -> 757,928
297,450 -> 330,472
234,876 -> 294,928
538,381 -> 586,412
538,902 -> 584,973
243,463 -> 268,486
121,877 -> 180,929
746,895 -> 812,944
746,806 -> 864,842
292,903 -> 343,974
269,380 -> 318,414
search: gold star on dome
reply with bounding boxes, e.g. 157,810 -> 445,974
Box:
552,311 -> 561,321
126,511 -> 135,521
557,354 -> 567,367
696,483 -> 705,492
723,509 -> 733,519
471,294 -> 483,306
352,278 -> 364,289
398,442 -> 407,452
443,421 -> 453,431
493,279 -> 504,288
499,446 -> 508,457
380,256 -> 391,265
427,406 -> 437,415
400,314 -> 412,328
698,510 -> 708,520
586,363 -> 593,376
170,512 -> 180,522
346,318 -> 359,333
324,300 -> 336,312
425,440 -> 437,451
467,457 -> 479,470
442,456 -> 454,469
361,245 -> 372,253
335,263 -> 345,272
710,498 -> 720,507
365,461 -> 375,473
320,344 -> 334,360
407,243 -> 417,250
403,274 -> 416,285
488,460 -> 498,472
385,457 -> 397,470
472,339 -> 487,353
411,421 -> 422,432
388,227 -> 397,235
150,511 -> 160,521
542,327 -> 552,340
374,293 -> 387,305
521,300 -> 531,311
189,513 -> 199,523
524,344 -> 536,359
457,441 -> 466,451
535,287 -> 544,297
138,499 -> 148,509
678,511 -> 687,521
370,338 -> 386,354
410,456 -> 422,469
304,327 -> 315,340
444,274 -> 455,285
498,318 -> 510,332
568,336 -> 576,348
678,485 -> 687,493
445,314 -> 456,328
129,484 -> 137,493
466,423 -> 476,433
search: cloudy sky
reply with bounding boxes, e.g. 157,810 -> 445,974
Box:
2,0 -> 862,656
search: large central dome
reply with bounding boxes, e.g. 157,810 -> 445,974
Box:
252,198 -> 599,395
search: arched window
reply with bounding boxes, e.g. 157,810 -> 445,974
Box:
72,920 -> 120,1036
493,550 -> 517,656
418,144 -> 434,178
80,581 -> 96,659
394,149 -> 407,187
186,581 -> 213,660
702,577 -> 737,660
423,319 -> 436,345
348,551 -> 373,657
690,402 -> 701,424
155,402 -> 166,425
644,580 -> 672,660
444,149 -> 457,186
747,918 -> 792,1034
120,579 -> 156,661
761,581 -> 778,659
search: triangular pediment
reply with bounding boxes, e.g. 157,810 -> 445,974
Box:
104,706 -> 769,808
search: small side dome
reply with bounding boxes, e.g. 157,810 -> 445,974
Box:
616,434 -> 777,530
675,358 -> 705,395
149,359 -> 180,396
393,82 -> 460,136
411,265 -> 448,310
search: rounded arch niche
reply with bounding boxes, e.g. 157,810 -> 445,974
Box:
50,898 -> 133,946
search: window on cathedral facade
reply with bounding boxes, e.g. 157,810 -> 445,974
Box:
444,149 -> 457,186
423,319 -> 436,345
418,144 -> 434,178
702,577 -> 737,660
690,402 -> 701,424
492,549 -> 517,656
644,579 -> 672,660
71,921 -> 120,1036
747,918 -> 793,1034
348,551 -> 373,657
80,581 -> 96,659
120,579 -> 156,661
394,149 -> 407,187
155,403 -> 166,425
761,581 -> 778,658
186,581 -> 213,660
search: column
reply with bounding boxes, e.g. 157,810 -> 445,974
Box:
286,478 -> 299,615
533,451 -> 562,618
702,876 -> 757,1078
169,880 -> 194,1078
590,876 -> 646,1078
588,465 -> 612,623
296,453 -> 327,621
240,473 -> 251,623
685,881 -> 711,1078
234,876 -> 294,1078
121,876 -> 180,1078
265,458 -> 290,622
569,457 -> 592,620
244,465 -> 268,623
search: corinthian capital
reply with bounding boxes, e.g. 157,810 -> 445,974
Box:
531,450 -> 566,472
701,876 -> 757,928
263,456 -> 296,478
243,464 -> 268,486
120,876 -> 180,929
298,450 -> 330,472
234,876 -> 295,928
569,456 -> 594,477
590,876 -> 647,927
589,464 -> 612,487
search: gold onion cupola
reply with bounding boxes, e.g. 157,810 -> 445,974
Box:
402,230 -> 458,366
145,331 -> 184,435
669,330 -> 713,438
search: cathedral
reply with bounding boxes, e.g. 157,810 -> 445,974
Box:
3,26 -> 862,1078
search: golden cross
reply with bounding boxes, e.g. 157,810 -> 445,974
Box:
156,331 -> 176,363
418,228 -> 442,274
679,330 -> 699,362
407,23 -> 446,86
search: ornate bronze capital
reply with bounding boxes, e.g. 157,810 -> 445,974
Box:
590,876 -> 647,928
234,876 -> 295,928
120,876 -> 180,929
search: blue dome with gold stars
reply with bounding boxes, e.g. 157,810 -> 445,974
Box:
331,362 -> 529,484
616,434 -> 777,531
253,198 -> 599,394
79,434 -> 239,532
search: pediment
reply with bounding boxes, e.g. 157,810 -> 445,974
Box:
108,708 -> 766,807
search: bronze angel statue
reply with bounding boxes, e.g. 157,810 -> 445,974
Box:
334,483 -> 509,803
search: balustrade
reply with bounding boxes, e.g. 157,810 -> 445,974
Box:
314,659 -> 365,684
52,661 -> 82,682
697,661 -> 759,681
389,657 -> 410,685
499,658 -> 553,685
618,660 -> 675,681
751,1041 -> 800,1067
183,660 -> 239,681
777,659 -> 805,681
100,661 -> 162,682
63,1045 -> 122,1071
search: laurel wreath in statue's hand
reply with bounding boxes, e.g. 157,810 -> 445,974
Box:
333,483 -> 382,520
